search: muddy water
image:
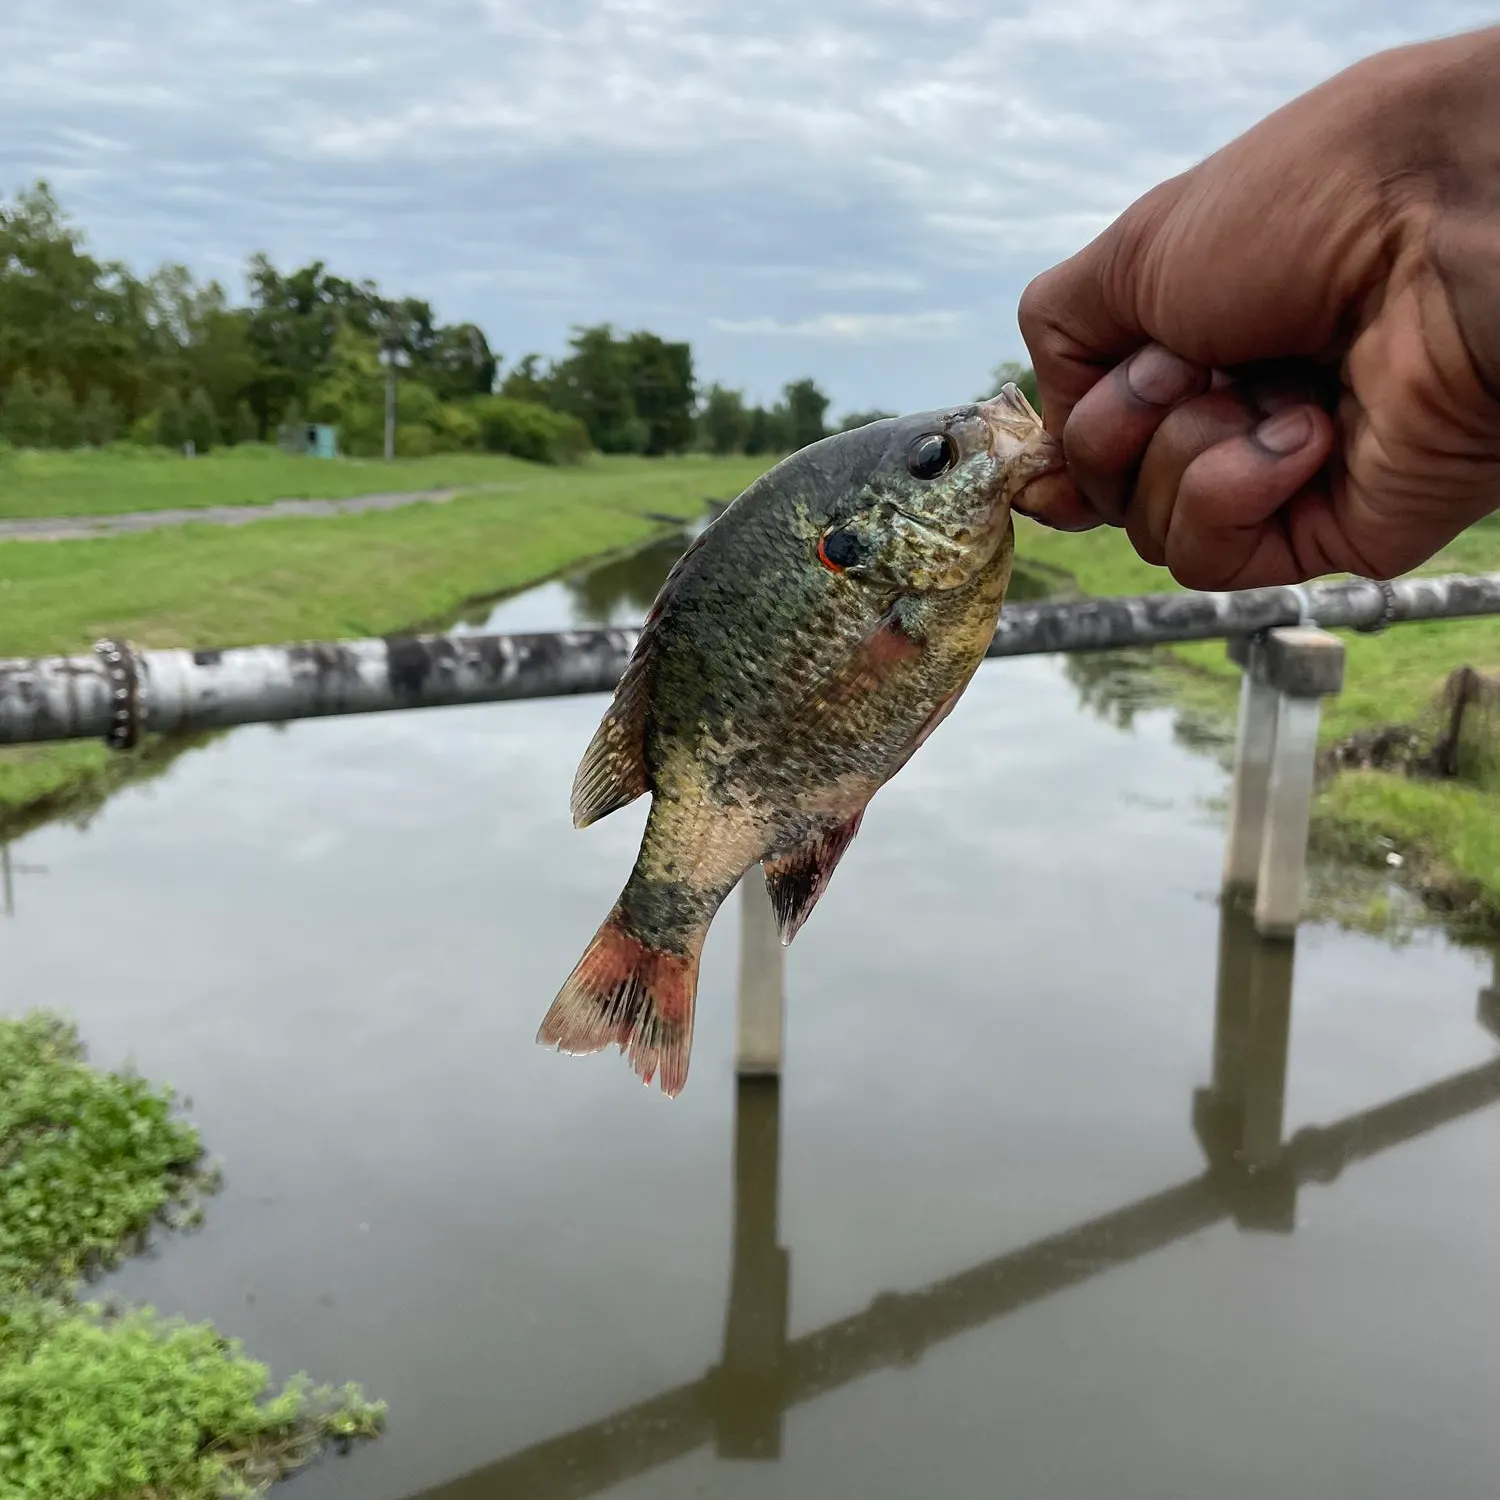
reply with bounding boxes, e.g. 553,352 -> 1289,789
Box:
4,526 -> 1500,1500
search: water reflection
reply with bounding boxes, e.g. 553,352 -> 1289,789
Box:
0,843 -> 46,918
1063,647 -> 1236,760
561,531 -> 697,626
407,899 -> 1500,1500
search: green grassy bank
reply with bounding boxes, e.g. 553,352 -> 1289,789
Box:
0,454 -> 767,827
0,1012 -> 384,1499
1016,514 -> 1500,929
0,444 -> 555,519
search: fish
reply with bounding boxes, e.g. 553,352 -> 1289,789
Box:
535,383 -> 1064,1097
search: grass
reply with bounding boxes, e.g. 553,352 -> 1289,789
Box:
1016,513 -> 1500,927
0,443 -> 561,519
0,1011 -> 384,1499
0,454 -> 769,827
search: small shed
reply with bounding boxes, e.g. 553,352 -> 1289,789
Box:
278,422 -> 341,459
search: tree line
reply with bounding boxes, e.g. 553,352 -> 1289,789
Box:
0,180 -> 1038,466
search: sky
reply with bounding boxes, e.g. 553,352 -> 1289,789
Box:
0,1 -> 1491,417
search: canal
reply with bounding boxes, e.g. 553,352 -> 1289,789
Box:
3,522 -> 1499,1499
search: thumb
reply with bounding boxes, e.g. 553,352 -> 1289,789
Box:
1017,179 -> 1187,436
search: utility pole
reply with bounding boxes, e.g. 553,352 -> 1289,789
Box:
379,310 -> 410,462
384,353 -> 396,461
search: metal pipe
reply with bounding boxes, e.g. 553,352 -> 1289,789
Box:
4,572 -> 1500,749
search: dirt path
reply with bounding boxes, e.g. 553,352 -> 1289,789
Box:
0,484 -> 521,542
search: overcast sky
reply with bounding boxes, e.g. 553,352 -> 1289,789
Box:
0,2 -> 1490,416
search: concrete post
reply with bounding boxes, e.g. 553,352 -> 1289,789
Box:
1478,949 -> 1500,1041
735,876 -> 786,1077
1222,636 -> 1279,893
1253,627 -> 1346,939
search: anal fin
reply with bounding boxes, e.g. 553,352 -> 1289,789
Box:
761,810 -> 865,945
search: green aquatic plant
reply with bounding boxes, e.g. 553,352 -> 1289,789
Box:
0,1011 -> 384,1498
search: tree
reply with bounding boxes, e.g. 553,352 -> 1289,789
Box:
499,354 -> 552,406
154,389 -> 189,450
0,182 -> 138,414
242,255 -> 364,432
420,321 -> 498,402
701,383 -> 748,455
0,370 -> 48,447
782,378 -> 830,451
0,179 -> 851,469
37,372 -> 80,448
79,386 -> 121,446
185,388 -> 218,453
743,404 -> 789,456
306,324 -> 386,455
184,305 -> 257,432
549,324 -> 645,454
624,331 -> 695,455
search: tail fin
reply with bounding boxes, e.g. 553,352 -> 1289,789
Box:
536,907 -> 702,1098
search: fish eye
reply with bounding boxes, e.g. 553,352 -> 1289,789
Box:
817,527 -> 863,572
906,432 -> 956,480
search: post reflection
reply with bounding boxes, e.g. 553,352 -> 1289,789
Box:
1192,900 -> 1297,1231
712,1077 -> 789,1460
0,842 -> 46,919
407,901 -> 1500,1500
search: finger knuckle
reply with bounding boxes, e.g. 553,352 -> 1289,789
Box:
1017,275 -> 1066,345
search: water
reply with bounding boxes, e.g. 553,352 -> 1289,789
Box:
4,526 -> 1500,1500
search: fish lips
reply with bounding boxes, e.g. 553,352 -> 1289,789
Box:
977,382 -> 1066,499
978,381 -> 1042,435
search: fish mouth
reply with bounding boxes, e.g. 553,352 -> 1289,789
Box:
977,382 -> 1044,444
977,383 -> 1065,494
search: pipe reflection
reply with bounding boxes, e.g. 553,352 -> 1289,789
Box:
408,902 -> 1500,1500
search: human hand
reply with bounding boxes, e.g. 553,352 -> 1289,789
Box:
1015,26 -> 1500,590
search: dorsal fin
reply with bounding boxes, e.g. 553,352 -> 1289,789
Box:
569,523 -> 715,829
570,655 -> 652,827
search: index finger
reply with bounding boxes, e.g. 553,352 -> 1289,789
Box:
1016,179 -> 1183,436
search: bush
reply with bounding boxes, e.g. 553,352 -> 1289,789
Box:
472,396 -> 591,465
433,402 -> 480,452
38,374 -> 81,450
394,422 -> 435,458
0,372 -> 49,448
78,387 -> 121,446
154,391 -> 189,451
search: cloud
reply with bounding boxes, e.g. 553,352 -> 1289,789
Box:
710,311 -> 961,341
0,0 -> 1492,413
